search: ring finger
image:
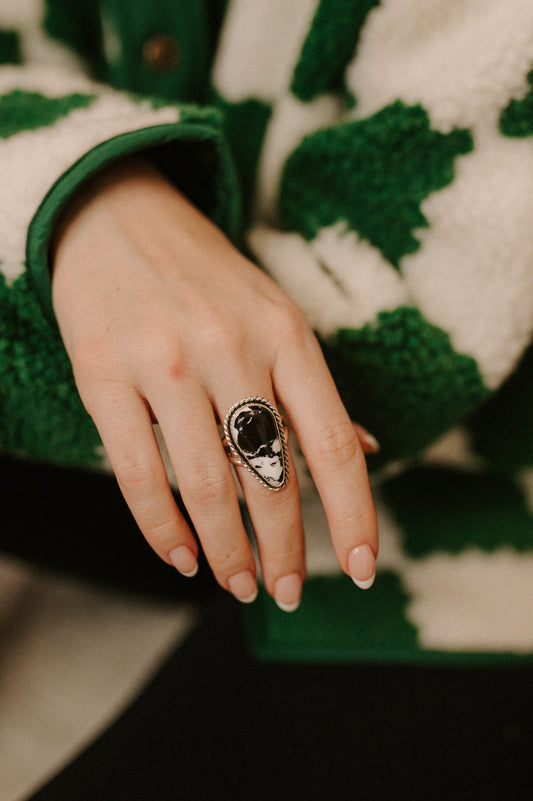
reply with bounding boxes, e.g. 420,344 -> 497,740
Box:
219,390 -> 305,612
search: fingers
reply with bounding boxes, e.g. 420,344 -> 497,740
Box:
82,385 -> 201,574
152,378 -> 306,612
80,362 -> 306,610
222,394 -> 306,611
51,158 -> 377,612
353,422 -> 380,455
151,388 -> 260,603
239,447 -> 305,612
81,341 -> 377,608
273,324 -> 379,589
75,313 -> 376,608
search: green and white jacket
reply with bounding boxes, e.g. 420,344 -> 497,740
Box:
3,1 -> 533,658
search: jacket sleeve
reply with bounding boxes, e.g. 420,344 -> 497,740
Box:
0,22 -> 240,469
210,0 -> 533,465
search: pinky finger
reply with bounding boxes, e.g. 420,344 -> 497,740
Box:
352,423 -> 380,455
90,392 -> 199,576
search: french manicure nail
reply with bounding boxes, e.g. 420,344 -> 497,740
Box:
228,570 -> 258,603
348,544 -> 376,589
353,423 -> 381,454
169,545 -> 198,578
359,430 -> 380,454
274,573 -> 302,613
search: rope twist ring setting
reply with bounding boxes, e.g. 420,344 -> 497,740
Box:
223,397 -> 289,491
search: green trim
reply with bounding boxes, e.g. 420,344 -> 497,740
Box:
27,120 -> 241,322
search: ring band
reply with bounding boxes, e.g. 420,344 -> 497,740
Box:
223,397 -> 289,491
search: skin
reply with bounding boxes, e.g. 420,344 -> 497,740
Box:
51,156 -> 379,610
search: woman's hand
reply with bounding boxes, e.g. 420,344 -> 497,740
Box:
51,156 -> 378,611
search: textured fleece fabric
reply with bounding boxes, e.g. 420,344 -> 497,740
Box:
2,0 -> 533,660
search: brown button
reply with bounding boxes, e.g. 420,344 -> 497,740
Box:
142,34 -> 181,74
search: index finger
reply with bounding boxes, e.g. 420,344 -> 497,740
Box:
274,330 -> 378,588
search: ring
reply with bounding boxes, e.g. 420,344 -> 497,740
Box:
223,397 -> 289,491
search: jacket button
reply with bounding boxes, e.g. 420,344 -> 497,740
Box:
142,34 -> 181,74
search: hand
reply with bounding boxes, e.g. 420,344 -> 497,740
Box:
51,157 -> 378,611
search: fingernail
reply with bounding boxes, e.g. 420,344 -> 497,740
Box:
169,546 -> 198,578
348,544 -> 376,589
228,570 -> 258,603
274,573 -> 302,613
354,424 -> 381,454
360,431 -> 380,454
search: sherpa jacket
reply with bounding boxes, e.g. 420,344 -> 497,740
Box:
2,0 -> 533,472
3,1 -> 533,661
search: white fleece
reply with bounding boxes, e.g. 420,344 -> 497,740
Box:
248,223 -> 408,337
255,93 -> 343,222
404,548 -> 533,653
212,0 -> 319,103
402,129 -> 533,390
346,0 -> 533,134
0,67 -> 180,284
303,480 -> 533,653
0,0 -> 86,72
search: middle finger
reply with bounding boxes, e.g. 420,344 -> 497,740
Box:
218,389 -> 305,612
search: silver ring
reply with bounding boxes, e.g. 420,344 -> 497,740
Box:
223,397 -> 289,491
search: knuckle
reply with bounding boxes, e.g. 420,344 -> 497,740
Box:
71,336 -> 114,387
144,515 -> 180,547
316,421 -> 360,468
266,539 -> 304,568
276,301 -> 310,342
335,504 -> 377,534
182,464 -> 233,506
214,547 -> 246,573
272,302 -> 317,362
253,481 -> 296,514
202,311 -> 228,345
199,306 -> 242,350
70,338 -> 129,411
196,314 -> 249,369
116,457 -> 162,501
141,331 -> 182,371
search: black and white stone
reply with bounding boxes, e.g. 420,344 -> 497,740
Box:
224,397 -> 288,490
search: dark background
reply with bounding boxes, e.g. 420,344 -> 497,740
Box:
1,456 -> 532,800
